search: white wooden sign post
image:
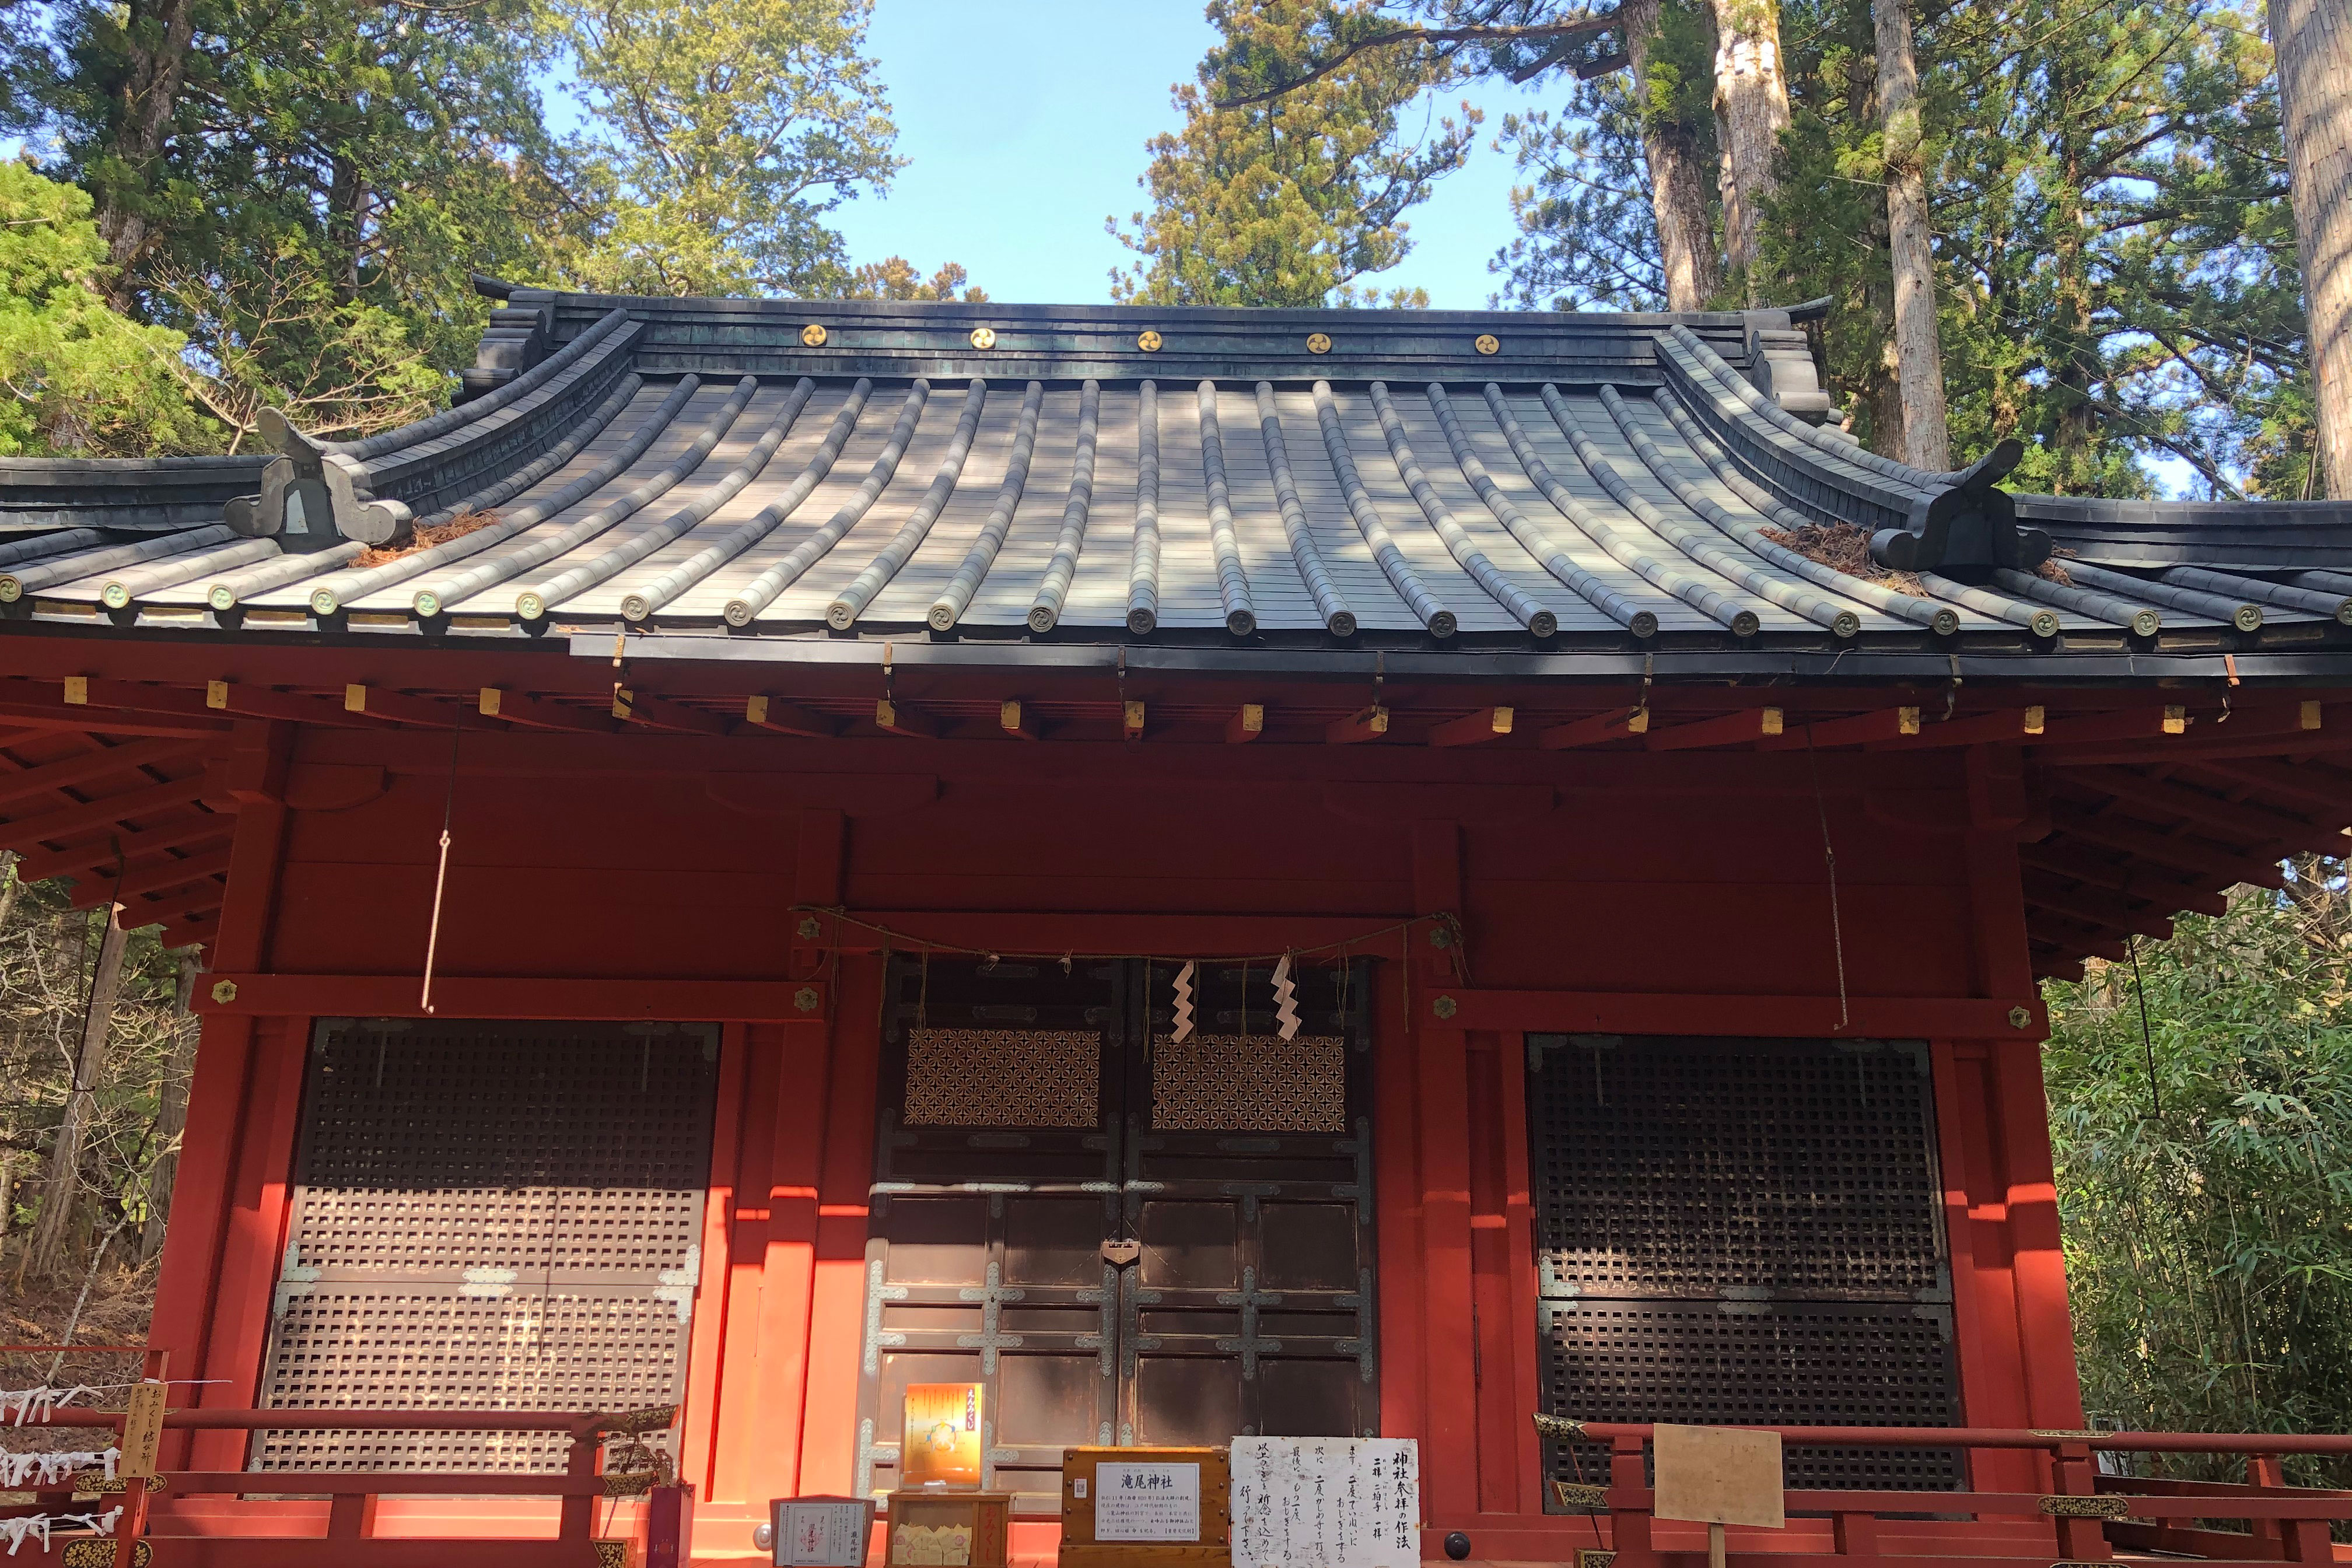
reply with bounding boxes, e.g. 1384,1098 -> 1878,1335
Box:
1229,1437 -> 1420,1568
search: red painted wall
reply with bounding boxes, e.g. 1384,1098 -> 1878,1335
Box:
148,722 -> 2077,1555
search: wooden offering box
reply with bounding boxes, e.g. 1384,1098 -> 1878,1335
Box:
884,1490 -> 1013,1568
1058,1447 -> 1231,1568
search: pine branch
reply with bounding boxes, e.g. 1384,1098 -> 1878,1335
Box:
1212,14 -> 1618,108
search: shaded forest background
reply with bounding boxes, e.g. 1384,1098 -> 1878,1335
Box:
2,0 -> 2350,1444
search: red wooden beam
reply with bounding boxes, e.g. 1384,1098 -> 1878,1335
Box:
1224,704 -> 1264,745
1429,987 -> 2045,1038
1867,706 -> 2042,750
0,688 -> 230,738
1325,705 -> 1389,744
2079,765 -> 2345,846
0,775 -> 215,848
15,816 -> 234,884
158,916 -> 218,951
116,878 -> 228,927
1536,707 -> 1646,750
0,737 -> 205,810
196,973 -> 834,1022
2017,843 -> 2228,916
744,694 -> 836,737
341,684 -> 495,730
1644,706 -> 1783,751
67,846 -> 236,909
2186,754 -> 2352,816
1756,706 -> 1919,750
615,687 -> 731,736
799,909 -> 1419,959
2021,873 -> 2177,941
1426,706 -> 1513,748
2049,806 -> 2283,886
478,687 -> 614,733
874,697 -> 940,738
204,680 -> 379,729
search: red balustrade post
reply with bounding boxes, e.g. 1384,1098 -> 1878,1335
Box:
1833,1510 -> 1878,1559
2049,1442 -> 2112,1562
2247,1453 -> 2288,1555
559,1418 -> 599,1552
1610,1433 -> 1658,1568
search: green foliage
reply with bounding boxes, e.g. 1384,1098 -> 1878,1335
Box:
1489,0 -> 1718,310
2043,874 -> 2352,1475
539,0 -> 902,298
0,161 -> 212,456
1756,0 -> 2301,491
1111,0 -> 1478,307
844,257 -> 989,303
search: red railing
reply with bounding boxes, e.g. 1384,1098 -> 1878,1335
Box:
1570,1423 -> 2352,1566
0,1401 -> 665,1566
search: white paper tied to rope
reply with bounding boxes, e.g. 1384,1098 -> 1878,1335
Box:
0,1506 -> 120,1556
0,1446 -> 118,1488
1270,954 -> 1301,1041
0,1386 -> 96,1427
1171,961 -> 1197,1044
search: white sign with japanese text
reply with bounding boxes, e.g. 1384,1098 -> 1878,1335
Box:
1230,1438 -> 1419,1568
1094,1460 -> 1203,1541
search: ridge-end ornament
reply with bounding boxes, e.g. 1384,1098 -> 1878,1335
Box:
800,323 -> 828,346
1475,333 -> 1500,355
1137,330 -> 1163,352
970,326 -> 997,349
1306,332 -> 1332,355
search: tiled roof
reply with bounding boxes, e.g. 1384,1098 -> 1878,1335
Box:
4,295 -> 2346,663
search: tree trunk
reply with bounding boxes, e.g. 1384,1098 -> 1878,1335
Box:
91,0 -> 200,312
0,849 -> 18,935
141,959 -> 202,1261
1623,0 -> 1726,311
1873,0 -> 1951,470
2270,0 -> 2352,497
27,913 -> 130,1279
1709,0 -> 1792,298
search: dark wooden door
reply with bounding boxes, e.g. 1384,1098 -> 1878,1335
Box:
858,958 -> 1376,1508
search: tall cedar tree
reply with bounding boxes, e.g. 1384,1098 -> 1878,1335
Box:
1113,0 -> 1480,307
2267,0 -> 2352,498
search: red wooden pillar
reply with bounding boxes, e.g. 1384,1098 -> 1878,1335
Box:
1466,1031 -> 1538,1516
796,947 -> 885,1495
745,809 -> 848,1503
150,719 -> 293,1471
682,1024 -> 752,1502
1410,822 -> 1479,1531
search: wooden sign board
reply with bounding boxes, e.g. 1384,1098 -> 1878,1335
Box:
902,1384 -> 985,1490
774,1496 -> 876,1567
118,1382 -> 167,1480
1059,1447 -> 1230,1568
1651,1424 -> 1786,1530
1230,1437 -> 1419,1568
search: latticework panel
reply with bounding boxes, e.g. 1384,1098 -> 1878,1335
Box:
256,1286 -> 688,1471
1541,1299 -> 1964,1493
255,1021 -> 716,1473
902,1028 -> 1099,1128
1150,1034 -> 1346,1132
1528,1037 -> 1944,1298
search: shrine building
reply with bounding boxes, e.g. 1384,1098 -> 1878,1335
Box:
3,290 -> 2350,1565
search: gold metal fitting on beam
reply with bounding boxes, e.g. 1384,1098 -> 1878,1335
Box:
800,323 -> 828,347
1137,330 -> 1163,352
2038,1496 -> 2129,1520
1306,332 -> 1332,354
1475,334 -> 1501,355
1553,1482 -> 1609,1510
970,327 -> 997,349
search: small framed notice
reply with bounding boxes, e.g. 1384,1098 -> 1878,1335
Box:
1059,1446 -> 1231,1568
1094,1460 -> 1201,1542
902,1383 -> 985,1490
1230,1437 -> 1419,1568
774,1496 -> 876,1567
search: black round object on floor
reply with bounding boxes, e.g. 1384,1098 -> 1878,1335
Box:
1444,1531 -> 1474,1560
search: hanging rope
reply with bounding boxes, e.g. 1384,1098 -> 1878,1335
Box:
2126,933 -> 2164,1119
1803,726 -> 1850,1031
419,723 -> 462,1012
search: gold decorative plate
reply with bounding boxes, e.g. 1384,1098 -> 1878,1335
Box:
801,323 -> 828,346
970,327 -> 997,349
1306,332 -> 1331,354
1137,330 -> 1163,352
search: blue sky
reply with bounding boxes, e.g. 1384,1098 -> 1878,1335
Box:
819,0 -> 1558,309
